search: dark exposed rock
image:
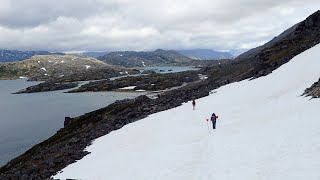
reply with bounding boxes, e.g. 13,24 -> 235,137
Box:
64,117 -> 73,127
67,70 -> 201,93
303,78 -> 320,98
13,82 -> 78,94
141,70 -> 157,75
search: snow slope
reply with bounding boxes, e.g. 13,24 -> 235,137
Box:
54,44 -> 320,180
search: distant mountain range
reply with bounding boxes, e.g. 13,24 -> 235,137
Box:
1,48 -> 247,65
177,49 -> 233,60
0,50 -> 63,62
99,49 -> 193,67
78,52 -> 110,58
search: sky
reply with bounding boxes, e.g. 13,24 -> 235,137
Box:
0,0 -> 319,52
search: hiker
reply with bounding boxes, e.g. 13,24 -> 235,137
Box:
210,113 -> 218,129
192,99 -> 196,110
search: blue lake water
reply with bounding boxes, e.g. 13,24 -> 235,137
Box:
0,79 -> 144,166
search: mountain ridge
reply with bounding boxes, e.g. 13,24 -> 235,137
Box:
0,50 -> 64,62
177,49 -> 233,60
99,49 -> 193,67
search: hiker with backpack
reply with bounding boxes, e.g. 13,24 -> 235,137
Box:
207,113 -> 219,129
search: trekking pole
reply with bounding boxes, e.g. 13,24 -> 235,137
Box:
206,119 -> 209,132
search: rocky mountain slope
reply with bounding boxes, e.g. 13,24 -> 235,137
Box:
0,50 -> 63,62
177,49 -> 233,60
203,10 -> 320,83
99,49 -> 193,67
0,55 -> 139,81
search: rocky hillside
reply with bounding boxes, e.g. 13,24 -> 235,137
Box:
203,10 -> 320,82
0,55 -> 139,81
99,49 -> 193,67
0,50 -> 63,62
177,49 -> 233,60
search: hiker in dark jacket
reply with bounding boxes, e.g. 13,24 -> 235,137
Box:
211,113 -> 218,129
192,99 -> 196,110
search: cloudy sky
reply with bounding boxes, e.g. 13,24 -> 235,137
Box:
0,0 -> 319,52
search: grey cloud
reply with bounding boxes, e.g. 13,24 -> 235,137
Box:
0,0 -> 120,28
0,0 -> 319,51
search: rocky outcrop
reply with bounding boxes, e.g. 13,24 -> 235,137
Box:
303,78 -> 320,98
67,71 -> 200,93
13,82 -> 78,94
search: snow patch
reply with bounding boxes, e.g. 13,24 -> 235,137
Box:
136,89 -> 146,92
19,76 -> 28,79
40,67 -> 47,72
198,74 -> 208,80
142,61 -> 145,67
125,71 -> 129,75
119,86 -> 137,90
61,60 -> 64,63
85,65 -> 91,70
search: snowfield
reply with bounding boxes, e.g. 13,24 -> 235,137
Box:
54,44 -> 320,180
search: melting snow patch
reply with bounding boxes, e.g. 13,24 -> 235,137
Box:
44,74 -> 48,76
37,61 -> 41,63
19,76 -> 28,79
142,61 -> 146,67
136,89 -> 146,92
119,86 -> 137,90
61,60 -> 64,63
40,67 -> 47,72
198,74 -> 208,80
125,71 -> 129,75
85,65 -> 91,70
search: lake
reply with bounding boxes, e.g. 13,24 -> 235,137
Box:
0,79 -> 144,166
